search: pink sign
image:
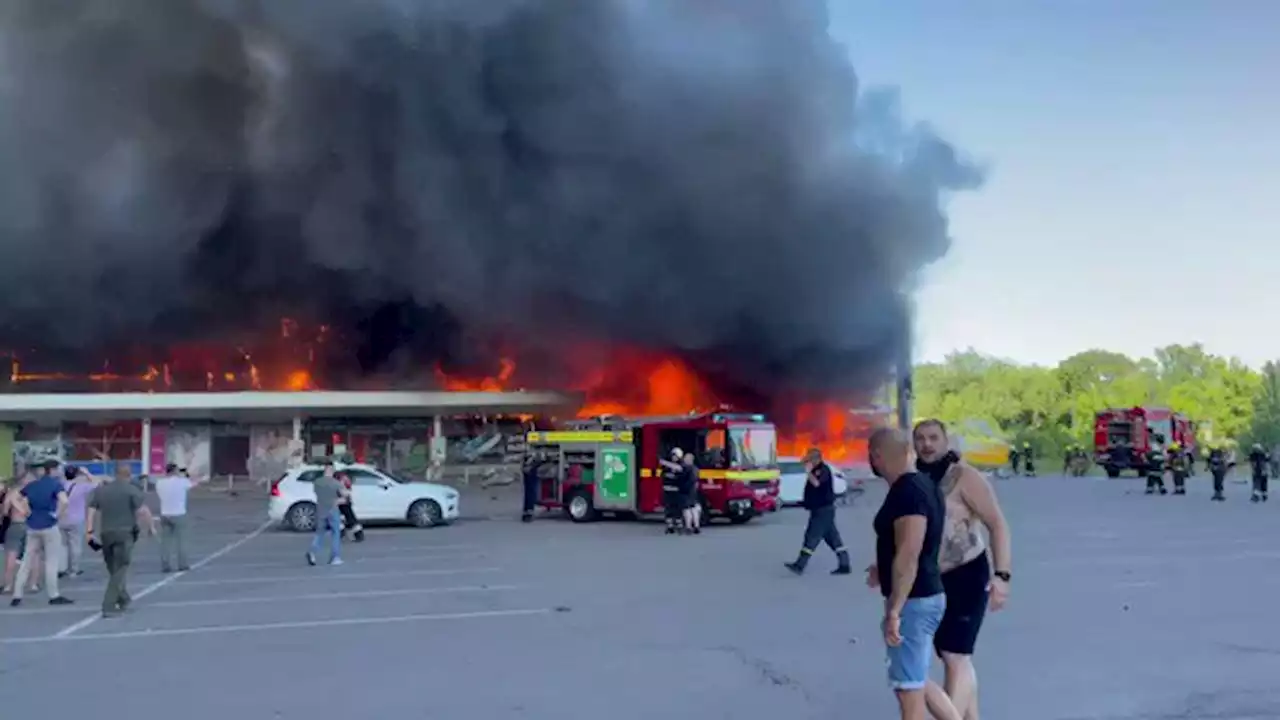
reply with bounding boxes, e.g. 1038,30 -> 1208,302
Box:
149,424 -> 168,476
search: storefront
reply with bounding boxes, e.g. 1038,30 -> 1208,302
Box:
0,390 -> 579,480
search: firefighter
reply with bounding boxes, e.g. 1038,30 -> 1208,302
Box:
1167,443 -> 1189,495
1207,445 -> 1229,501
521,453 -> 541,523
1062,446 -> 1075,475
1008,445 -> 1020,476
660,448 -> 686,534
1021,442 -> 1036,477
784,448 -> 850,576
1145,438 -> 1167,495
1248,443 -> 1270,503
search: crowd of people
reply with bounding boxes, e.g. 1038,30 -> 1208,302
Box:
0,461 -> 204,616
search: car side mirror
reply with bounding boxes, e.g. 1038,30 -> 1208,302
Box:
379,481 -> 393,490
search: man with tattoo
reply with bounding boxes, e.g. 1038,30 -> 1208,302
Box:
866,428 -> 960,720
912,419 -> 1012,720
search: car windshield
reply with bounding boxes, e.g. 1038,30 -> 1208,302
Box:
729,425 -> 778,469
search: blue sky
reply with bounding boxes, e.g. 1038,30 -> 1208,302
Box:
832,2 -> 1278,367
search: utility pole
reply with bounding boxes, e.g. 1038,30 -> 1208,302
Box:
895,306 -> 914,431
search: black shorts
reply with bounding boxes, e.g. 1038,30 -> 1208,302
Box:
935,553 -> 990,655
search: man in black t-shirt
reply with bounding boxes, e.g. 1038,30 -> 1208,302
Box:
865,428 -> 959,720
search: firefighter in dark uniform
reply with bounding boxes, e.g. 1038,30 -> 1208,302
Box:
1248,443 -> 1270,502
521,453 -> 541,523
1008,445 -> 1021,475
1021,442 -> 1036,476
1062,446 -> 1074,475
660,448 -> 686,534
1207,445 -> 1229,501
1144,437 -> 1168,494
784,448 -> 851,575
1167,443 -> 1189,495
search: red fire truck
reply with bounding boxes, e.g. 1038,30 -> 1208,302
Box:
1094,406 -> 1196,477
525,412 -> 780,524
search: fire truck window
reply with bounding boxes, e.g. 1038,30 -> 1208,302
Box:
700,429 -> 727,469
730,427 -> 778,469
659,430 -> 699,462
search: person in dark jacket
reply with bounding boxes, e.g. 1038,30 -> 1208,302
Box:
681,452 -> 702,534
1020,442 -> 1036,477
785,448 -> 851,575
1249,443 -> 1270,503
1145,441 -> 1168,495
660,448 -> 686,535
1168,443 -> 1190,495
521,454 -> 541,523
334,471 -> 365,542
1207,446 -> 1230,501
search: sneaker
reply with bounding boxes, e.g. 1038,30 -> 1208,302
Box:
306,552 -> 318,566
329,558 -> 344,566
9,598 -> 20,607
49,596 -> 73,606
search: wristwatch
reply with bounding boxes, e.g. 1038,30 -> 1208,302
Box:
993,571 -> 1011,582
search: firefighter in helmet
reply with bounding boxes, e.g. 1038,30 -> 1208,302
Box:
1167,442 -> 1189,495
1008,445 -> 1021,475
1021,441 -> 1036,477
1207,444 -> 1230,501
1145,435 -> 1168,495
1248,443 -> 1270,503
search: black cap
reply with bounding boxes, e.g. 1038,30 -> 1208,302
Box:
165,463 -> 179,473
64,465 -> 79,480
40,458 -> 59,470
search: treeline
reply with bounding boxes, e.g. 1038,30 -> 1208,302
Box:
913,344 -> 1280,460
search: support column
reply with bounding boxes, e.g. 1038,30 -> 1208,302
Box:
292,415 -> 303,441
140,417 -> 152,490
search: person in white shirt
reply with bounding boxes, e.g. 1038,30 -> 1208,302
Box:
154,464 -> 203,573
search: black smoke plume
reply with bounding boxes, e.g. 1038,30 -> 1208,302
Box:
0,0 -> 982,397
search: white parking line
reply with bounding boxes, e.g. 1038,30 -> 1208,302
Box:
4,585 -> 522,614
4,608 -> 553,644
50,518 -> 275,639
165,567 -> 503,588
195,552 -> 489,572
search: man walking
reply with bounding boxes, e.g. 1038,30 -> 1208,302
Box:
155,463 -> 202,572
785,448 -> 851,575
913,419 -> 1013,720
866,428 -> 960,720
10,459 -> 72,607
1208,445 -> 1230,501
307,460 -> 349,566
86,465 -> 156,617
58,466 -> 96,579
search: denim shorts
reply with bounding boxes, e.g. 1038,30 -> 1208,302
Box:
886,593 -> 947,690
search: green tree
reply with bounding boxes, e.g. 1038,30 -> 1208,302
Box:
1244,362 -> 1280,449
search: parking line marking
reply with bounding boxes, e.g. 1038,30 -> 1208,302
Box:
200,549 -> 487,570
51,518 -> 275,639
165,567 -> 502,588
5,608 -> 553,644
3,585 -> 522,614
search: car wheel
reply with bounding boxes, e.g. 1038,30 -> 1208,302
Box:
287,502 -> 317,532
728,513 -> 753,525
408,499 -> 443,528
566,490 -> 597,523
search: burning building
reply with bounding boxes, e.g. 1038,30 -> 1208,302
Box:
0,1 -> 980,478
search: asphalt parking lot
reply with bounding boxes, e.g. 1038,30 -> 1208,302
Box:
2,473 -> 1279,719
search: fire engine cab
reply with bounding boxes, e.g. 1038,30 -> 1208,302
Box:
525,412 -> 780,524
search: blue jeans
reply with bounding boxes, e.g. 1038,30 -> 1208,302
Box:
885,593 -> 947,690
309,509 -> 342,562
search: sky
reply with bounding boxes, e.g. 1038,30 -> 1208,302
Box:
831,2 -> 1279,368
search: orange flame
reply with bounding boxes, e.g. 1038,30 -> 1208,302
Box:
433,352 -> 884,464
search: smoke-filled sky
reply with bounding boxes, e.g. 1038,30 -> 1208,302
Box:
0,0 -> 981,395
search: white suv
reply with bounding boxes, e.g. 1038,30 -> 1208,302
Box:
269,464 -> 460,531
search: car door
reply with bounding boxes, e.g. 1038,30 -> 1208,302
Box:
345,468 -> 397,521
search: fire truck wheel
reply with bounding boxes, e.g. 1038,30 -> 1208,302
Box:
286,502 -> 318,532
565,491 -> 597,523
408,499 -> 444,528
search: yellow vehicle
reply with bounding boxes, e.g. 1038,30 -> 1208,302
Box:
939,419 -> 1011,471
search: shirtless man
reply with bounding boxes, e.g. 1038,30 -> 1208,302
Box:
912,419 -> 1012,720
